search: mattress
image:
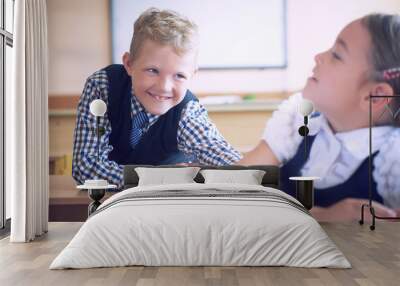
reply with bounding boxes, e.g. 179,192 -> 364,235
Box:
50,183 -> 350,269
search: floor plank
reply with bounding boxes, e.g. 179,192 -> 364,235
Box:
0,222 -> 399,286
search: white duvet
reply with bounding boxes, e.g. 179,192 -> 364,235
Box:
50,183 -> 351,269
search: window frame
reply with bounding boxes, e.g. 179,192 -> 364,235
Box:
0,0 -> 13,232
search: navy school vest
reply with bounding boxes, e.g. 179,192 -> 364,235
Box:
280,135 -> 383,207
104,64 -> 198,165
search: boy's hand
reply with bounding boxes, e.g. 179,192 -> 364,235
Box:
310,198 -> 397,222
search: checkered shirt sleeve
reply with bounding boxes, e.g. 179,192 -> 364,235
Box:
177,100 -> 242,165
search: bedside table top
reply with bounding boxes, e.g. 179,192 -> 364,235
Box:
77,184 -> 117,190
289,176 -> 320,181
50,175 -> 115,205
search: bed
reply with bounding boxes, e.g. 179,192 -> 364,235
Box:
50,165 -> 350,269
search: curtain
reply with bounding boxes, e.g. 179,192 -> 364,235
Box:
9,0 -> 49,242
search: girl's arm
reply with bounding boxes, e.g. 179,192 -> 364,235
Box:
239,93 -> 306,166
237,140 -> 280,166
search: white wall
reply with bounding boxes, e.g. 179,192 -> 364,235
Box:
47,0 -> 111,95
48,0 -> 400,95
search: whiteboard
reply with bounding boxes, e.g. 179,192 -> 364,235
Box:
111,0 -> 287,69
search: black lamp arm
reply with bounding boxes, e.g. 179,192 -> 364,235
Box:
96,116 -> 100,162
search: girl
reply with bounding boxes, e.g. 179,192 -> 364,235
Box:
239,13 -> 400,222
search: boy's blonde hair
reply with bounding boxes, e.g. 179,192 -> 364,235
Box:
130,8 -> 199,60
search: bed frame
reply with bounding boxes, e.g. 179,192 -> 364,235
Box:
122,165 -> 315,211
123,165 -> 280,189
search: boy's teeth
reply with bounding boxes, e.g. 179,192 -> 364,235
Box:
151,93 -> 169,100
147,91 -> 171,101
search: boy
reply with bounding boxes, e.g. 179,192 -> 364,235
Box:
72,8 -> 241,188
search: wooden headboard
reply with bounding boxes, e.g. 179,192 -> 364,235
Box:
123,165 -> 280,189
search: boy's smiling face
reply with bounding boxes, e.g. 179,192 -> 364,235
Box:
123,39 -> 197,115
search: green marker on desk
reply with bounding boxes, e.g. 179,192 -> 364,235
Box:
243,94 -> 257,101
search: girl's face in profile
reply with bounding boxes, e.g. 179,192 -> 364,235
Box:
303,19 -> 374,130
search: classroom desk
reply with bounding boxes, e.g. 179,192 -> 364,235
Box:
49,175 -> 115,222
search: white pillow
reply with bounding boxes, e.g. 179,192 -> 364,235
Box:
135,167 -> 201,186
200,169 -> 266,185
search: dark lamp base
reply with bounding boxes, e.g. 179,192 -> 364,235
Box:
88,189 -> 106,216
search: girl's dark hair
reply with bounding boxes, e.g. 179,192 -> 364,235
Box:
361,14 -> 400,124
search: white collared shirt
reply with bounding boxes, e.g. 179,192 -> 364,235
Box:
301,115 -> 394,189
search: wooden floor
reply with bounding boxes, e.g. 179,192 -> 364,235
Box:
0,222 -> 399,286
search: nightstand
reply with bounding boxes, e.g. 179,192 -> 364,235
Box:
77,180 -> 117,216
49,176 -> 116,221
289,176 -> 320,210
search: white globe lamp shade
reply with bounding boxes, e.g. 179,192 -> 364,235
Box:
90,99 -> 107,117
299,99 -> 314,117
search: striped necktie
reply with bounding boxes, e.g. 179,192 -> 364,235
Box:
130,111 -> 148,148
